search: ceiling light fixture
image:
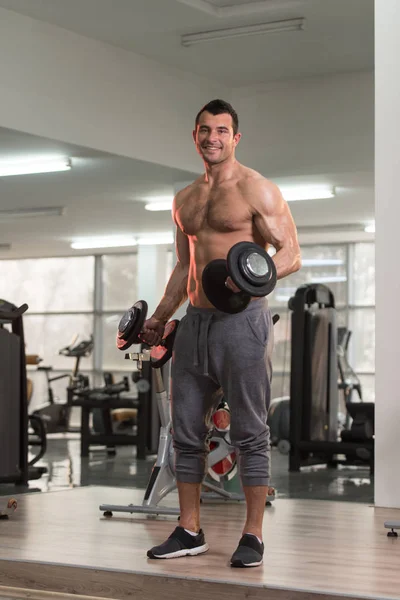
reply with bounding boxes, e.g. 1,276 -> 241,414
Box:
176,0 -> 302,18
0,207 -> 65,220
0,157 -> 71,177
71,237 -> 138,250
364,222 -> 375,233
71,233 -> 174,250
280,185 -> 335,201
181,18 -> 304,47
145,200 -> 174,212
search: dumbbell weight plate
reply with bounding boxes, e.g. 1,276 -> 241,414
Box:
116,300 -> 148,351
150,319 -> 180,368
202,259 -> 251,314
227,242 -> 277,298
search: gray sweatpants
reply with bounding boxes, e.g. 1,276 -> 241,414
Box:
170,298 -> 274,487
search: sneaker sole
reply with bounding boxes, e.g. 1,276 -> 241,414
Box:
231,558 -> 263,568
148,543 -> 209,559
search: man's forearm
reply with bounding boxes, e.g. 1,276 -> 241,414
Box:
152,262 -> 189,323
273,248 -> 301,280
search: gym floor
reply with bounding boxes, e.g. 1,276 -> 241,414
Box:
0,434 -> 383,600
0,433 -> 374,504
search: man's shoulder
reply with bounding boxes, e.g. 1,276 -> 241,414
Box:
237,166 -> 278,195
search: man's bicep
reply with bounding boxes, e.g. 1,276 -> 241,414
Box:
270,201 -> 299,251
255,184 -> 299,250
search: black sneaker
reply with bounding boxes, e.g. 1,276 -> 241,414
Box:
230,534 -> 264,568
147,526 -> 209,559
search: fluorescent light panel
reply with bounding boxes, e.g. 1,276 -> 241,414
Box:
177,0 -> 302,18
0,207 -> 65,220
0,157 -> 71,177
364,222 -> 375,233
71,237 -> 137,250
71,233 -> 174,250
181,18 -> 304,46
145,201 -> 173,212
280,185 -> 335,201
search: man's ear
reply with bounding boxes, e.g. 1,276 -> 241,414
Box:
192,129 -> 197,144
234,132 -> 242,147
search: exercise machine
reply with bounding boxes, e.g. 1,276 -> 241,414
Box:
0,300 -> 46,484
31,335 -> 93,433
287,283 -> 374,472
268,320 -> 374,459
99,302 -> 275,519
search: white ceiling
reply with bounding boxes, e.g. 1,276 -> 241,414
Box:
0,127 -> 374,259
0,0 -> 374,86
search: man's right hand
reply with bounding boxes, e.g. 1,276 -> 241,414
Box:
139,317 -> 165,347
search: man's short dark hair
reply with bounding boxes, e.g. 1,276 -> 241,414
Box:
195,99 -> 239,135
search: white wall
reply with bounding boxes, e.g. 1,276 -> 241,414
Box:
0,7 -> 228,174
374,0 -> 400,509
232,71 -> 374,178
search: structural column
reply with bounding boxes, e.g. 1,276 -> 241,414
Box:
375,0 -> 400,508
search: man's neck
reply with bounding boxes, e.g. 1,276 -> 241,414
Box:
204,156 -> 238,186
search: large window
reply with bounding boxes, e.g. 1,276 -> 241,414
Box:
347,243 -> 375,401
102,254 -> 138,311
1,251 -> 151,410
0,257 -> 94,312
269,245 -> 348,308
101,254 -> 138,371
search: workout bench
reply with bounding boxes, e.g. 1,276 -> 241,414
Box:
72,393 -> 148,458
70,363 -> 151,459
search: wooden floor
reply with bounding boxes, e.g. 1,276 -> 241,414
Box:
0,486 -> 399,600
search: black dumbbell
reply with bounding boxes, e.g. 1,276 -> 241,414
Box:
202,241 -> 277,314
116,300 -> 148,351
116,300 -> 180,368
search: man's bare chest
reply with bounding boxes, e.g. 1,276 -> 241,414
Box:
176,191 -> 251,235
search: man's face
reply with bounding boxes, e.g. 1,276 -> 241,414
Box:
193,111 -> 241,165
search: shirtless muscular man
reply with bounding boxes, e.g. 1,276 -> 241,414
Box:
141,99 -> 301,568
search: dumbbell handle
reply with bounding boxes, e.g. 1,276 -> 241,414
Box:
138,334 -> 166,348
